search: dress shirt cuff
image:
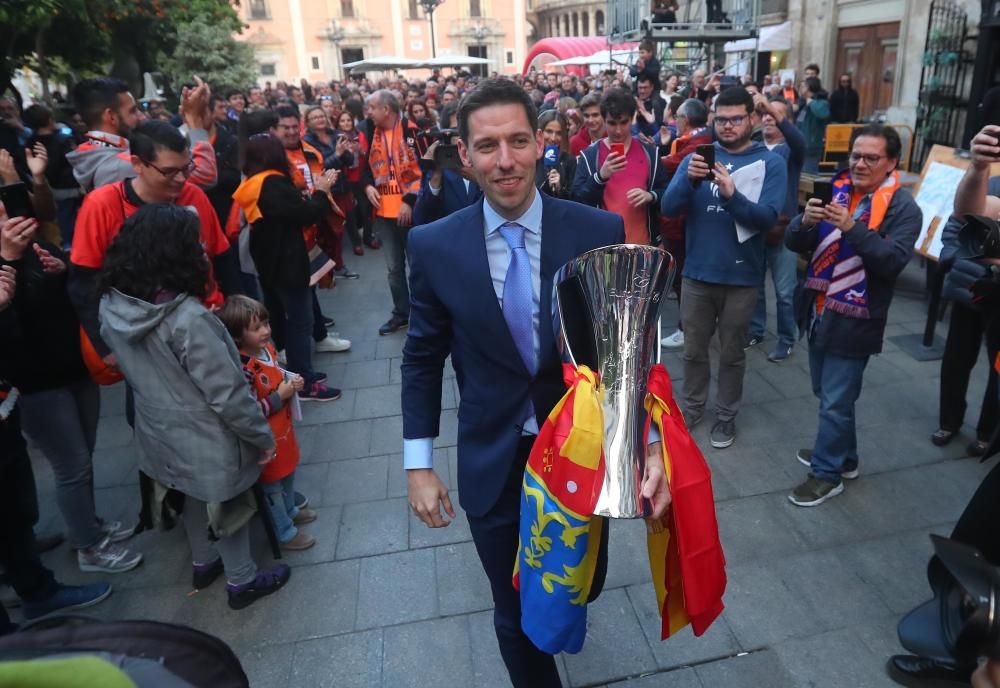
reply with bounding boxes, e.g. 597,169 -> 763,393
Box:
648,424 -> 661,445
428,183 -> 442,196
403,437 -> 435,470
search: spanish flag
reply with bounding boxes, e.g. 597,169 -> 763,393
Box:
514,363 -> 725,654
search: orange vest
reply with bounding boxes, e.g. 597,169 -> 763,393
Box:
243,343 -> 300,483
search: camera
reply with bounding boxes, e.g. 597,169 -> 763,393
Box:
898,535 -> 1000,665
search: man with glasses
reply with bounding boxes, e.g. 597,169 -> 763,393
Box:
69,121 -> 236,372
661,87 -> 787,449
786,124 -> 920,506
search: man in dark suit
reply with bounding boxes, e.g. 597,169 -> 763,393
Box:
402,79 -> 672,687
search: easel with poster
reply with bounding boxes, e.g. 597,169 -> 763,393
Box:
890,145 -> 1000,360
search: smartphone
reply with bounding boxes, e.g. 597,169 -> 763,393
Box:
611,142 -> 626,158
0,183 -> 35,219
434,143 -> 464,171
811,180 -> 833,206
695,143 -> 715,184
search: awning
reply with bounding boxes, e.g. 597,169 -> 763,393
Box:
724,20 -> 791,53
547,47 -> 638,67
342,55 -> 420,72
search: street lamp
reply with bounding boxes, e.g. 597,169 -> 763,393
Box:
419,0 -> 444,57
324,20 -> 346,80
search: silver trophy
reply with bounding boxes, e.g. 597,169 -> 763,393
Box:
553,244 -> 674,519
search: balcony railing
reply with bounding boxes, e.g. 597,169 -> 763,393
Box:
607,0 -> 760,43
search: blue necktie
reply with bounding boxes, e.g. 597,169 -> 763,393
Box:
498,222 -> 536,376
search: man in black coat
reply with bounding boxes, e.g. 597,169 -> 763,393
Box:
829,74 -> 860,123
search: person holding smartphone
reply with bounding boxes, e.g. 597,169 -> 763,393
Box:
571,88 -> 668,245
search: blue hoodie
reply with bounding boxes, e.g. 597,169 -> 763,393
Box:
661,141 -> 787,286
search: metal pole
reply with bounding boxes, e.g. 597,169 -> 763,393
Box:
429,10 -> 437,57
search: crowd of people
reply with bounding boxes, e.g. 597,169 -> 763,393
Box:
2,49 -> 999,688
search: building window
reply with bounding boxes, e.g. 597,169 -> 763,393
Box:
249,0 -> 269,19
341,0 -> 354,18
260,62 -> 277,76
409,0 -> 420,18
563,15 -> 570,36
310,54 -> 322,71
595,9 -> 605,35
581,13 -> 589,36
506,50 -> 514,65
572,12 -> 579,36
470,0 -> 482,17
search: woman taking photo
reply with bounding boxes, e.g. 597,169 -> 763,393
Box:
304,107 -> 364,256
534,110 -> 577,200
232,132 -> 341,401
337,110 -> 379,249
99,205 -> 288,610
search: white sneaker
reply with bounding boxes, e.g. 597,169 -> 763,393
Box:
316,335 -> 351,353
277,349 -> 288,366
660,329 -> 684,350
78,537 -> 143,574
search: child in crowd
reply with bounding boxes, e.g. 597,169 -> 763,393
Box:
220,295 -> 318,551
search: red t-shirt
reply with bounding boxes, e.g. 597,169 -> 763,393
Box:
71,180 -> 230,307
598,140 -> 650,245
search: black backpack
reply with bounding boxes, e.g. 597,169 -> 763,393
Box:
0,615 -> 249,687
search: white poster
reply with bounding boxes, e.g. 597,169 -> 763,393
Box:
914,162 -> 967,260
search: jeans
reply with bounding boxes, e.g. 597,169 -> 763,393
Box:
939,302 -> 999,439
680,278 -> 758,422
261,473 -> 299,543
181,495 -> 256,585
750,243 -> 798,348
262,284 -> 316,383
376,216 -> 410,319
0,409 -> 58,613
18,378 -> 105,549
311,288 -> 327,343
55,196 -> 82,249
808,341 -> 869,483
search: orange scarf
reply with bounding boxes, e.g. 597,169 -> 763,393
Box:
367,117 -> 421,218
232,170 -> 283,223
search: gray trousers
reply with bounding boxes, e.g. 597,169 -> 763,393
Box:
19,378 -> 104,549
375,216 -> 410,319
181,496 -> 256,586
680,277 -> 758,422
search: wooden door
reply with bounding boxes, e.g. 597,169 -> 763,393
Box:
834,22 -> 900,120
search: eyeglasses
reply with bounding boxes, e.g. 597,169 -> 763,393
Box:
849,153 -> 887,166
714,115 -> 747,128
142,158 -> 196,179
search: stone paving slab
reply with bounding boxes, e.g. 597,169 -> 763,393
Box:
12,253 -> 998,687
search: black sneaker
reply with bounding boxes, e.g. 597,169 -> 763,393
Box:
767,345 -> 793,362
192,557 -> 225,590
886,655 -> 973,686
796,449 -> 858,480
710,420 -> 735,448
323,317 -> 336,328
788,475 -> 844,507
336,267 -> 360,280
744,334 -> 764,349
298,382 -> 342,402
294,491 -> 309,510
227,564 -> 291,610
379,316 -> 409,336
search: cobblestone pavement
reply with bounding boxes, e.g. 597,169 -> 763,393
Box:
16,250 -> 995,687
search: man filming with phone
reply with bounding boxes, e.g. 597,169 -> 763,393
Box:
571,88 -> 667,245
785,124 -> 921,507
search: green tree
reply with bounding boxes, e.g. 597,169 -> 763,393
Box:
162,22 -> 257,92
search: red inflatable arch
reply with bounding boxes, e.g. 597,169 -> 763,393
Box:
523,37 -> 610,77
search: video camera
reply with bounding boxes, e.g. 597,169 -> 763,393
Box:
898,535 -> 1000,666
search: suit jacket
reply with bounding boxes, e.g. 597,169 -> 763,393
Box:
412,162 -> 482,225
402,194 -> 625,517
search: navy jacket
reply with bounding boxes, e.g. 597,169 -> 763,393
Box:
572,139 -> 668,244
412,160 -> 482,225
402,195 -> 624,517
